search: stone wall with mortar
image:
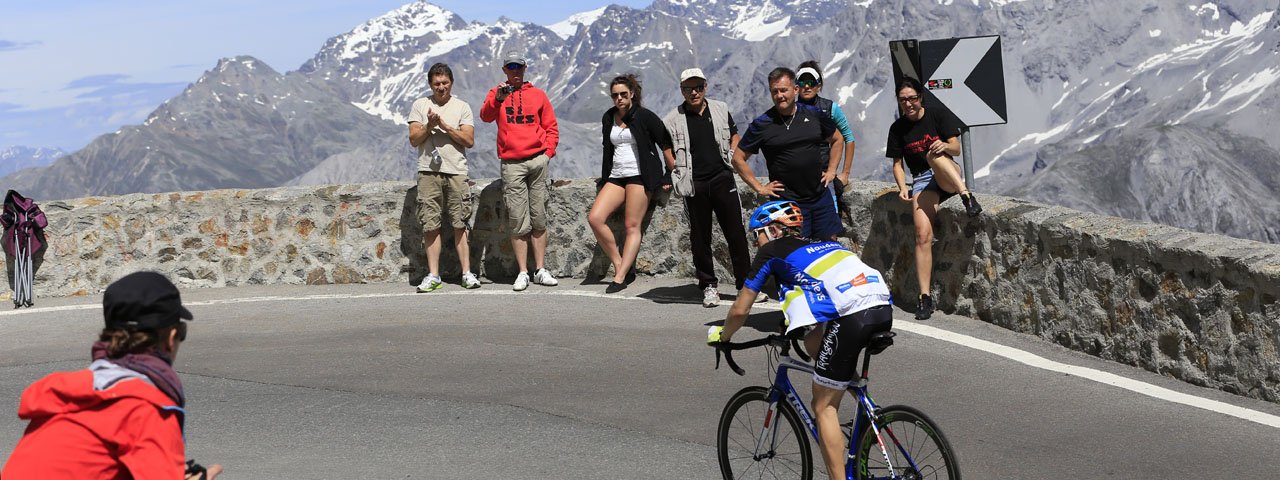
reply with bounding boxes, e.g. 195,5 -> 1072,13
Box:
3,179 -> 1277,402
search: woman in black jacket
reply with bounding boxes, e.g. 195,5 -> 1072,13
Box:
587,74 -> 675,293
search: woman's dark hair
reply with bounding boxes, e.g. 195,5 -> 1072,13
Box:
98,323 -> 184,358
427,62 -> 454,82
99,328 -> 160,358
609,74 -> 642,107
797,60 -> 822,83
897,77 -> 924,96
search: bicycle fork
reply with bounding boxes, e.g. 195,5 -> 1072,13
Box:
752,401 -> 783,461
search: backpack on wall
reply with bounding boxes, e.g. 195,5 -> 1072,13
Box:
2,190 -> 48,307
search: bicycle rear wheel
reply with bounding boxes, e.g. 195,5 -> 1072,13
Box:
717,386 -> 813,480
854,405 -> 959,480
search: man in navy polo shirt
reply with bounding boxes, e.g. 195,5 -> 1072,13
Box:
732,67 -> 844,240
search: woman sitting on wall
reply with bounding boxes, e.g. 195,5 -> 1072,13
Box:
588,73 -> 675,293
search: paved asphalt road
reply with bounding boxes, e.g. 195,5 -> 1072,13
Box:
2,278 -> 1279,479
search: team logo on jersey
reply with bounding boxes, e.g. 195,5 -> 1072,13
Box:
848,273 -> 880,287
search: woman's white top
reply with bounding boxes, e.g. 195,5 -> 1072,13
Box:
609,124 -> 641,178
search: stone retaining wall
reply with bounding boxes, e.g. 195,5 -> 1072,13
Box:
5,179 -> 1278,402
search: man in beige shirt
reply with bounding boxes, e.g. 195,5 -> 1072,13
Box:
409,63 -> 479,292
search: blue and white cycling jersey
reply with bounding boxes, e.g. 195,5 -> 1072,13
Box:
744,237 -> 891,333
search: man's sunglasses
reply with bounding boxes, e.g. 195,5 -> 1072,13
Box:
504,63 -> 525,71
680,83 -> 707,93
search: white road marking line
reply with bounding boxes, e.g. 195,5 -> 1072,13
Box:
895,321 -> 1280,430
5,288 -> 1278,428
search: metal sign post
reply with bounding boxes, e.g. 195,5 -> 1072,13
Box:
890,35 -> 1007,187
961,128 -> 974,188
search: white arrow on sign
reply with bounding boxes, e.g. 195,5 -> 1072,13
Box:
928,36 -> 1004,126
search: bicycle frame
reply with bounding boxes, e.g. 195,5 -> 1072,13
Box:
757,352 -> 917,480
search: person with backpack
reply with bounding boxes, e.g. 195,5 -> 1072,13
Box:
2,272 -> 222,479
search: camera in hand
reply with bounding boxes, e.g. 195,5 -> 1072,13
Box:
499,84 -> 517,95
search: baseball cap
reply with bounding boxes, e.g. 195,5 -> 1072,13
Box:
502,51 -> 527,67
679,68 -> 706,83
797,67 -> 822,84
103,271 -> 193,330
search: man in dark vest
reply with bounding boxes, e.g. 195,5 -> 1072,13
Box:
662,68 -> 758,308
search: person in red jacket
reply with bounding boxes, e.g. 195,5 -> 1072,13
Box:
2,271 -> 222,480
479,51 -> 561,292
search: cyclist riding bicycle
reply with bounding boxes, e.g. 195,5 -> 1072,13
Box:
708,200 -> 892,480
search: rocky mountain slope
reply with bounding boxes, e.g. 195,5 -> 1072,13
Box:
3,0 -> 1278,243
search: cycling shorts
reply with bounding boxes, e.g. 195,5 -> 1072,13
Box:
812,305 -> 893,391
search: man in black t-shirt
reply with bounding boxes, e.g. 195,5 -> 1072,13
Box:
732,67 -> 844,241
663,68 -> 755,308
885,77 -> 983,320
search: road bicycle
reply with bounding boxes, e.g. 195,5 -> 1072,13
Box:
712,331 -> 960,479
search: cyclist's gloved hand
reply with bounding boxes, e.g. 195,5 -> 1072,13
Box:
707,326 -> 726,345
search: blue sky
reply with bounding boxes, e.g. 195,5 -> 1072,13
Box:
0,0 -> 650,152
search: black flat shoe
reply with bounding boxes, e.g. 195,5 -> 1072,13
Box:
961,192 -> 983,217
605,281 -> 627,293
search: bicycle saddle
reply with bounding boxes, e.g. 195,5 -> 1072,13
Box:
867,331 -> 896,355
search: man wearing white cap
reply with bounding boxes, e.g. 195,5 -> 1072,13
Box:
662,68 -> 755,308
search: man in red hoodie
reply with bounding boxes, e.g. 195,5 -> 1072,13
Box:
479,51 -> 561,292
2,271 -> 221,479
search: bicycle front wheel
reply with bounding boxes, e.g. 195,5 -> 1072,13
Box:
854,405 -> 959,480
717,386 -> 813,480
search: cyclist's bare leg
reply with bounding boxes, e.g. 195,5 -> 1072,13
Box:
811,384 -> 847,480
803,325 -> 824,358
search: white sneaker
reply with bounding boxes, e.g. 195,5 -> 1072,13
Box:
512,272 -> 530,291
532,268 -> 559,286
461,272 -> 481,289
417,274 -> 443,293
703,285 -> 720,308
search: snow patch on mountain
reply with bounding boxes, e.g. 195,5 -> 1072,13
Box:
1133,11 -> 1274,74
550,7 -> 607,39
731,2 -> 790,41
1176,66 -> 1280,122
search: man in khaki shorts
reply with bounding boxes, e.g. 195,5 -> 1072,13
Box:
409,62 -> 480,292
479,51 -> 560,291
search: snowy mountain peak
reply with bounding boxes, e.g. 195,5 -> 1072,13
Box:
214,56 -> 275,75
549,6 -> 608,39
331,1 -> 466,61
